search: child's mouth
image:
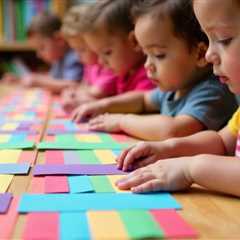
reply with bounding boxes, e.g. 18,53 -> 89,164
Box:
218,76 -> 229,84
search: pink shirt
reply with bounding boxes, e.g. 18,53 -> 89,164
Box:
116,65 -> 155,94
83,64 -> 118,96
83,64 -> 155,96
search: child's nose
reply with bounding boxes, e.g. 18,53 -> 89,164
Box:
205,44 -> 220,66
98,56 -> 107,67
144,57 -> 155,72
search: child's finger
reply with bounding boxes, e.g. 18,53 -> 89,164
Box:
89,122 -> 105,131
122,143 -> 148,171
115,169 -> 153,190
116,148 -> 131,169
131,179 -> 163,193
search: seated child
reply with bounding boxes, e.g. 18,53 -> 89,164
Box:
61,5 -> 120,113
116,0 -> 240,197
71,0 -> 155,120
72,0 -> 237,141
3,12 -> 83,94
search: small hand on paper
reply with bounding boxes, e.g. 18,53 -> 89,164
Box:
116,157 -> 193,193
71,101 -> 107,123
88,113 -> 124,133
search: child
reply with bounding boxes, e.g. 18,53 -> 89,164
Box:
61,5 -> 120,113
3,12 -> 83,94
71,0 -> 155,121
116,0 -> 240,197
72,0 -> 237,142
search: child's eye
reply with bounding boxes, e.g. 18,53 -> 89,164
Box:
217,38 -> 233,46
103,50 -> 112,56
155,54 -> 166,59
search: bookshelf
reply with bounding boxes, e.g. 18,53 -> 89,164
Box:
0,0 -> 70,51
0,41 -> 34,52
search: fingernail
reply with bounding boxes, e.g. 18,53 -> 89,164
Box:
115,179 -> 125,186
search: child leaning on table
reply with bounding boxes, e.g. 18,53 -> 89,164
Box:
61,4 -> 120,113
73,0 -> 237,142
70,0 -> 156,122
3,12 -> 83,94
116,0 -> 240,197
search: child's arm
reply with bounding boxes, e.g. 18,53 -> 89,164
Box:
116,154 -> 240,197
89,113 -> 204,141
117,126 -> 234,171
29,74 -> 76,94
71,91 -> 158,123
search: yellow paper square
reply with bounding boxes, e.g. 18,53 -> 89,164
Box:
0,134 -> 11,143
0,150 -> 21,163
87,211 -> 129,239
0,175 -> 14,193
75,134 -> 101,143
1,123 -> 18,131
94,150 -> 116,164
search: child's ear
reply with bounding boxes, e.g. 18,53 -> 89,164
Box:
196,42 -> 208,68
128,31 -> 142,52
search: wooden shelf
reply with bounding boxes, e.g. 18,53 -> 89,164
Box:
0,41 -> 34,51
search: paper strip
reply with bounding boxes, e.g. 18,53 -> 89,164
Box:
89,176 -> 115,193
0,163 -> 30,174
94,150 -> 116,164
18,150 -> 37,165
29,177 -> 45,194
0,197 -> 19,239
68,176 -> 94,193
63,151 -> 81,164
0,141 -> 34,149
0,193 -> 13,213
150,209 -> 198,238
0,175 -> 14,193
19,193 -> 181,212
77,151 -> 100,164
120,210 -> 164,239
37,142 -> 129,150
33,164 -> 126,176
0,150 -> 21,164
75,134 -> 102,143
45,150 -> 64,164
44,176 -> 69,193
22,213 -> 59,240
60,212 -> 90,240
88,211 -> 129,239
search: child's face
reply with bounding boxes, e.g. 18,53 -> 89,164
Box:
66,36 -> 98,65
84,27 -> 141,75
135,14 -> 205,92
30,33 -> 67,64
193,0 -> 240,94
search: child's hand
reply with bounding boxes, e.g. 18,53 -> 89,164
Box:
117,141 -> 170,171
116,157 -> 193,193
2,73 -> 20,84
61,88 -> 78,113
89,113 -> 123,133
71,101 -> 107,123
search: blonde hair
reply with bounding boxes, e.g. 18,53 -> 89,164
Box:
61,4 -> 92,38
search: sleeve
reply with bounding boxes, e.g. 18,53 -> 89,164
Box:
228,108 -> 240,136
149,88 -> 165,110
177,78 -> 238,130
62,52 -> 83,81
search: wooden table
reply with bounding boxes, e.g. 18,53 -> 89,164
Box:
1,86 -> 240,239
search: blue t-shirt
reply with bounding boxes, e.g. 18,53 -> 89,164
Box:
150,75 -> 238,130
50,49 -> 83,81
